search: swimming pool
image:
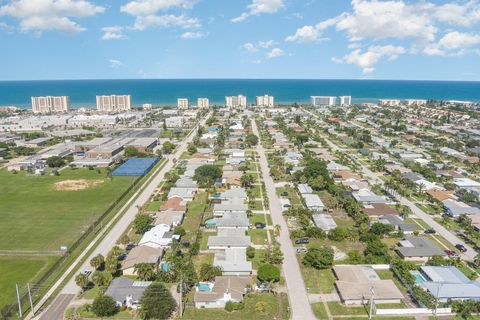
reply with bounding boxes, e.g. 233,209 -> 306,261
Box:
410,270 -> 427,284
197,283 -> 211,292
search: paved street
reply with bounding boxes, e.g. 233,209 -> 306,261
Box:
38,294 -> 74,320
251,120 -> 316,320
31,113 -> 211,320
302,107 -> 476,261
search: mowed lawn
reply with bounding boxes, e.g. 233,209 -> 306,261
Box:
0,256 -> 56,307
0,168 -> 135,251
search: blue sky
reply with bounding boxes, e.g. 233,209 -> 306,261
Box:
0,0 -> 480,81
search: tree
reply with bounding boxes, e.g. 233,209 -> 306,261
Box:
187,144 -> 197,155
303,246 -> 334,269
91,271 -> 112,288
140,282 -> 176,320
369,223 -> 395,237
194,164 -> 222,188
124,146 -> 148,158
327,227 -> 347,241
245,133 -> 259,146
240,174 -> 255,188
90,254 -> 105,270
91,295 -> 118,318
198,263 -> 222,281
264,245 -> 284,264
105,255 -> 118,274
162,141 -> 176,154
305,227 -> 326,239
133,214 -> 153,234
258,264 -> 280,283
364,238 -> 390,264
173,225 -> 186,236
46,156 -> 65,168
246,246 -> 255,259
75,273 -> 89,291
118,234 -> 130,246
134,263 -> 156,281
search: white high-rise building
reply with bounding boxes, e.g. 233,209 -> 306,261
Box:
405,99 -> 427,106
177,98 -> 189,110
379,99 -> 401,107
197,98 -> 209,109
31,96 -> 70,114
311,96 -> 337,107
225,95 -> 247,108
96,95 -> 132,113
339,96 -> 352,106
256,95 -> 274,107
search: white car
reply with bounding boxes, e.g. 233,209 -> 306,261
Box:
287,217 -> 297,221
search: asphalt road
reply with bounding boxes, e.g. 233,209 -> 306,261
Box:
251,120 -> 316,320
302,107 -> 476,261
30,113 -> 210,320
38,294 -> 74,320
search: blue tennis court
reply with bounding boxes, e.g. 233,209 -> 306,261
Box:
112,158 -> 159,176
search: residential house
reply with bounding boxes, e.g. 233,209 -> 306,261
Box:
208,229 -> 250,249
443,199 -> 480,217
121,246 -> 163,276
105,277 -> 152,309
378,215 -> 418,234
139,224 -> 176,248
396,236 -> 446,262
312,214 -> 337,233
194,276 -> 251,309
214,248 -> 252,276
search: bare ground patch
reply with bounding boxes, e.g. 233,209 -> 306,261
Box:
54,179 -> 104,191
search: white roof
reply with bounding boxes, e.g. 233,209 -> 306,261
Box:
454,178 -> 480,188
139,224 -> 172,247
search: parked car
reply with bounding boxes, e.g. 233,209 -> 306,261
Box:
126,242 -> 136,250
281,192 -> 289,197
83,270 -> 92,277
117,252 -> 128,261
296,247 -> 308,254
455,244 -> 467,253
424,229 -> 436,234
295,238 -> 309,244
255,222 -> 266,229
287,217 -> 297,221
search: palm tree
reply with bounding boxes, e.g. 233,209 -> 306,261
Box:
274,224 -> 281,237
90,254 -> 105,270
474,255 -> 480,268
105,255 -> 118,274
75,273 -> 89,291
134,263 -> 156,281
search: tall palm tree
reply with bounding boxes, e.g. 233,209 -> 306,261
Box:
134,263 -> 156,281
75,273 -> 89,291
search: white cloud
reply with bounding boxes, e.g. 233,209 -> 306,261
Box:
109,59 -> 123,68
120,0 -> 196,16
434,1 -> 480,27
133,14 -> 200,30
0,0 -> 104,33
285,17 -> 341,43
258,40 -> 275,48
340,45 -> 405,74
242,42 -> 258,53
121,0 -> 200,31
424,31 -> 480,56
181,31 -> 204,39
101,26 -> 127,40
266,47 -> 285,59
232,0 -> 284,23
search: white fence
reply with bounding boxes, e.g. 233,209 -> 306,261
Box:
376,308 -> 452,315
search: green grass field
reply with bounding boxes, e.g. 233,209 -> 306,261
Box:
0,256 -> 57,307
0,168 -> 135,251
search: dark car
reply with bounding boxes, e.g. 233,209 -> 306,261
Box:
117,252 -> 128,261
424,229 -> 436,234
295,238 -> 309,244
455,244 -> 467,253
255,222 -> 266,229
281,192 -> 289,197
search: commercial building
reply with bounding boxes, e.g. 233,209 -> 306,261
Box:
177,98 -> 189,110
96,95 -> 132,113
197,98 -> 209,109
339,96 -> 352,106
405,99 -> 427,106
256,95 -> 274,107
31,96 -> 70,114
225,95 -> 247,108
311,96 -> 336,107
165,116 -> 184,128
379,99 -> 401,107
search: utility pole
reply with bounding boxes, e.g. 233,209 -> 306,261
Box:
179,278 -> 183,318
16,283 -> 22,318
434,283 -> 442,316
27,283 -> 34,316
368,286 -> 375,320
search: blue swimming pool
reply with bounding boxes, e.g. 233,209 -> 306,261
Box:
197,283 -> 211,292
410,271 -> 427,284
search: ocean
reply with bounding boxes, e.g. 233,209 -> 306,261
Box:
0,79 -> 479,109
